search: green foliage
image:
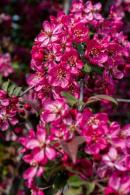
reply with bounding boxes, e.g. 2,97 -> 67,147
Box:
64,187 -> 82,195
2,80 -> 22,96
66,176 -> 95,195
67,175 -> 86,188
62,92 -> 79,106
83,63 -> 92,73
77,44 -> 85,56
86,182 -> 95,195
62,92 -> 83,107
86,94 -> 118,105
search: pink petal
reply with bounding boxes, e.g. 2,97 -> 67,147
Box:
94,3 -> 102,11
37,127 -> 46,143
43,21 -> 51,33
9,118 -> 18,125
33,148 -> 45,162
42,112 -> 56,122
23,167 -> 37,180
1,121 -> 9,131
36,166 -> 44,177
1,99 -> 9,106
51,35 -> 58,42
108,147 -> 118,160
23,154 -> 33,163
46,147 -> 56,160
41,38 -> 50,47
109,176 -> 121,190
53,24 -> 62,34
26,139 -> 40,149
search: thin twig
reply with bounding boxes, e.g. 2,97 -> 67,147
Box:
78,79 -> 84,111
20,85 -> 34,96
40,185 -> 52,190
116,98 -> 130,103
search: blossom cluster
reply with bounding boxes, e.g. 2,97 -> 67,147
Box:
28,0 -> 130,99
0,1 -> 64,194
20,106 -> 130,194
0,0 -> 130,194
18,0 -> 130,194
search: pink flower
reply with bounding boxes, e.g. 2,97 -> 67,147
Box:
0,108 -> 18,131
70,0 -> 83,14
0,53 -> 13,77
41,99 -> 68,123
0,90 -> 9,106
85,40 -> 108,66
102,147 -> 127,171
84,1 -> 103,22
58,35 -> 72,52
106,43 -> 124,66
104,187 -> 118,195
81,113 -> 109,154
62,49 -> 83,74
0,92 -> 18,131
27,72 -> 45,92
35,21 -> 62,46
108,173 -> 130,194
70,23 -> 89,43
48,63 -> 70,88
21,126 -> 56,162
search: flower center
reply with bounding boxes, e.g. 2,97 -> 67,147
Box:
74,29 -> 82,38
90,48 -> 100,57
68,56 -> 76,67
57,69 -> 66,79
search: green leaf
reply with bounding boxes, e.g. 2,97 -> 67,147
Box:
86,182 -> 95,195
86,94 -> 118,105
12,62 -> 19,70
13,87 -> 22,96
77,44 -> 84,56
91,66 -> 103,74
68,175 -> 86,188
2,80 -> 10,91
1,80 -> 22,97
8,84 -> 16,95
64,187 -> 82,195
53,172 -> 68,192
83,63 -> 92,73
62,92 -> 79,106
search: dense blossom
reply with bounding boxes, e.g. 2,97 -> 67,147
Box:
21,0 -> 130,194
1,0 -> 130,194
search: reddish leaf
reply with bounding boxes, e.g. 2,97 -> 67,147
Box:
60,136 -> 85,163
